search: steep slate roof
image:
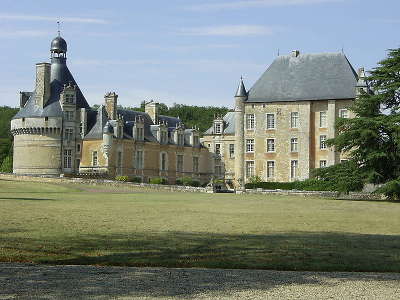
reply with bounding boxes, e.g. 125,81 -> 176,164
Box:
247,52 -> 358,103
204,112 -> 236,135
83,107 -> 184,144
13,56 -> 90,119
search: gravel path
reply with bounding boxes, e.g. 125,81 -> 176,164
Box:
1,263 -> 400,299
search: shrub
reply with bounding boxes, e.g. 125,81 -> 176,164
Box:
0,156 -> 12,173
248,176 -> 262,185
129,176 -> 142,183
375,179 -> 400,200
176,177 -> 200,187
115,176 -> 129,182
149,177 -> 168,185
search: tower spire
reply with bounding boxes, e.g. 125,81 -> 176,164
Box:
235,76 -> 247,97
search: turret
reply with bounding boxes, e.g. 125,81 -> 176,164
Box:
234,77 -> 247,189
102,121 -> 113,156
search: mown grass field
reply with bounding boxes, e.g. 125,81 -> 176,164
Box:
1,178 -> 400,272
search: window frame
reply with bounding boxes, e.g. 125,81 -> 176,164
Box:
266,160 -> 275,179
246,139 -> 255,153
290,137 -> 298,152
320,135 -> 327,150
319,111 -> 327,128
290,112 -> 299,128
266,113 -> 276,130
246,114 -> 255,130
266,138 -> 275,153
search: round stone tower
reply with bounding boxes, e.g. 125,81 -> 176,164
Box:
11,35 -> 90,175
234,77 -> 247,189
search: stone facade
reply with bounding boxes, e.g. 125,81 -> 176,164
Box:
203,51 -> 364,187
11,36 -> 214,185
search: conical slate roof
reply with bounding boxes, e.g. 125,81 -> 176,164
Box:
13,36 -> 90,119
235,77 -> 247,97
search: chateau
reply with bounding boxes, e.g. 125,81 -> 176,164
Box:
10,35 -> 367,188
10,36 -> 213,184
203,50 -> 368,187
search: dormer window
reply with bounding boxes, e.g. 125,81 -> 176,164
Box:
177,132 -> 184,146
65,94 -> 74,104
214,123 -> 222,134
193,135 -> 199,147
160,130 -> 168,144
136,127 -> 144,141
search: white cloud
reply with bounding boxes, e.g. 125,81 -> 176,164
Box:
178,25 -> 276,36
0,14 -> 108,24
188,0 -> 342,10
0,29 -> 49,38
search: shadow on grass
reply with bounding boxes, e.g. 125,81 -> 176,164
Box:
2,231 -> 400,298
0,197 -> 55,201
2,231 -> 400,272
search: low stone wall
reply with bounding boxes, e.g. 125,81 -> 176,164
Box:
0,173 -> 387,200
0,173 -> 211,193
244,188 -> 386,201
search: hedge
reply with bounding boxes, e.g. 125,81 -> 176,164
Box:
245,179 -> 337,191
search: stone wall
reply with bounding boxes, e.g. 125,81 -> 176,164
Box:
0,173 -> 386,201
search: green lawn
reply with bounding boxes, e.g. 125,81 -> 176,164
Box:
1,178 -> 400,272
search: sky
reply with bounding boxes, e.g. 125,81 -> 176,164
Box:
0,0 -> 399,109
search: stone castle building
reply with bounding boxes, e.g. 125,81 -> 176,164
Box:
11,36 -> 213,184
203,50 -> 368,187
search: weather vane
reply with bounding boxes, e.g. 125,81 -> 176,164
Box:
57,21 -> 61,36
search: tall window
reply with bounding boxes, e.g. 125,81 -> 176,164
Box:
160,152 -> 167,171
177,155 -> 184,172
229,144 -> 235,158
64,111 -> 74,121
290,112 -> 299,128
65,94 -> 74,104
193,135 -> 199,146
339,109 -> 349,118
214,123 -> 222,134
136,127 -> 144,141
246,114 -> 255,130
267,161 -> 275,178
320,160 -> 327,168
63,149 -> 72,169
320,135 -> 327,150
246,161 -> 255,178
117,151 -> 123,175
246,139 -> 254,152
177,133 -> 184,145
266,139 -> 275,152
266,113 -> 275,129
215,143 -> 221,155
136,150 -> 143,169
291,138 -> 298,152
64,128 -> 73,141
215,163 -> 222,176
320,111 -> 327,128
92,151 -> 98,167
290,160 -> 298,179
160,131 -> 168,144
193,156 -> 199,173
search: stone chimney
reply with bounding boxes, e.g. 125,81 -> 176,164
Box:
145,100 -> 159,124
104,92 -> 118,120
35,63 -> 51,108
